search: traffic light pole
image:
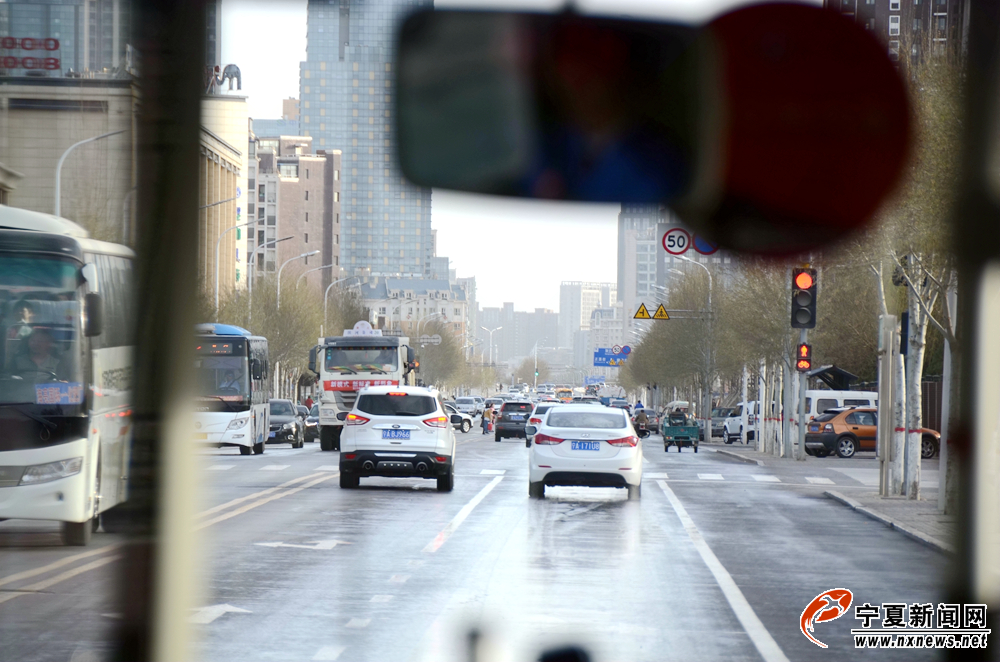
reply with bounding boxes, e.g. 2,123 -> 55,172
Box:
797,328 -> 808,460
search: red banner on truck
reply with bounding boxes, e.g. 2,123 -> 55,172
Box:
323,379 -> 399,391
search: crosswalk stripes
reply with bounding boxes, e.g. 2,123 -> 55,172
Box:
698,473 -> 724,480
751,475 -> 781,482
260,465 -> 290,471
315,465 -> 339,472
805,476 -> 835,485
207,465 -> 235,471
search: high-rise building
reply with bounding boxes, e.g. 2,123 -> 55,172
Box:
206,0 -> 222,68
558,282 -> 616,349
300,0 -> 434,278
282,97 -> 300,122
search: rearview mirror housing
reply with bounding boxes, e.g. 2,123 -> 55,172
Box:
308,347 -> 318,375
450,414 -> 463,425
84,292 -> 103,337
250,358 -> 263,380
525,425 -> 537,437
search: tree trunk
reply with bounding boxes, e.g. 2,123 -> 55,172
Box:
905,285 -> 930,499
757,359 -> 766,452
891,328 -> 907,496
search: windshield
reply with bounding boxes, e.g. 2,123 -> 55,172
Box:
269,401 -> 295,416
356,393 -> 437,416
325,346 -> 398,373
194,356 -> 249,397
0,255 -> 83,406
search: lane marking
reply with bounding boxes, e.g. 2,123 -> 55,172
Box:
698,473 -> 724,481
752,475 -> 781,483
0,544 -> 120,588
345,618 -> 370,628
188,603 -> 251,625
805,476 -> 835,485
315,465 -> 339,472
645,472 -> 669,479
422,476 -> 503,553
480,469 -> 505,475
195,473 -> 336,530
370,594 -> 393,603
657,480 -> 789,662
207,465 -> 235,471
260,464 -> 290,471
196,472 -> 327,518
312,645 -> 346,660
0,554 -> 121,605
389,574 -> 410,583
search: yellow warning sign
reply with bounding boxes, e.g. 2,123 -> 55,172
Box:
633,303 -> 651,320
653,304 -> 670,320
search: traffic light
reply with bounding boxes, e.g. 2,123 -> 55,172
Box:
535,370 -> 539,376
795,343 -> 812,372
791,268 -> 818,328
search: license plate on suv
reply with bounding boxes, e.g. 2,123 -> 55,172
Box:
382,429 -> 410,440
571,441 -> 601,451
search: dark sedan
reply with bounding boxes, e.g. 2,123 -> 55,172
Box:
269,399 -> 304,448
300,404 -> 319,442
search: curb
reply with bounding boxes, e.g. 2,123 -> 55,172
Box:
714,449 -> 763,466
824,490 -> 954,555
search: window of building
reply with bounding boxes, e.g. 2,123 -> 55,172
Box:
258,206 -> 264,218
267,215 -> 276,226
334,192 -> 339,202
305,169 -> 309,179
914,17 -> 923,30
889,15 -> 900,35
258,185 -> 265,202
305,233 -> 308,243
334,170 -> 339,180
304,254 -> 309,265
889,0 -> 900,9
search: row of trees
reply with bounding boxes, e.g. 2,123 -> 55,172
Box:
621,54 -> 960,508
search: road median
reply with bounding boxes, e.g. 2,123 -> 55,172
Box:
824,490 -> 954,555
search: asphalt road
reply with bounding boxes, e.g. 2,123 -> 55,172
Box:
0,429 -> 949,662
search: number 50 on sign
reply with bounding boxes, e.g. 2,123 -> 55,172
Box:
662,228 -> 691,255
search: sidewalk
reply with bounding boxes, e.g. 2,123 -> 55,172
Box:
703,441 -> 956,555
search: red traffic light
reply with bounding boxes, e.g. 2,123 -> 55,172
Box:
796,343 -> 812,372
795,271 -> 814,290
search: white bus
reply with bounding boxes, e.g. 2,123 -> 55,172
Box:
0,207 -> 134,545
193,324 -> 270,455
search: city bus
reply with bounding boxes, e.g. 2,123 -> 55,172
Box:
193,323 -> 270,455
0,207 -> 134,545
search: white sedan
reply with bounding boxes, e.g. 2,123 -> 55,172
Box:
525,404 -> 647,500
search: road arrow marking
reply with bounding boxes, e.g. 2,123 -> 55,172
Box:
254,539 -> 352,550
188,604 -> 251,625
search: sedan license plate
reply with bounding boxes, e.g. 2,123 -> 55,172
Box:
571,441 -> 601,451
269,431 -> 276,438
195,433 -> 208,440
382,429 -> 410,440
809,426 -> 819,432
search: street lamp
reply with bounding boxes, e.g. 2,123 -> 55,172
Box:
676,254 -> 714,433
54,129 -> 126,217
531,338 -> 548,389
276,250 -> 320,309
247,236 -> 293,325
296,263 -> 336,289
214,220 -> 254,319
417,311 -> 444,336
324,276 -> 359,331
480,326 -> 502,365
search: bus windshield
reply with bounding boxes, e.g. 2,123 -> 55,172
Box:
194,342 -> 249,398
0,255 -> 83,406
325,346 -> 398,373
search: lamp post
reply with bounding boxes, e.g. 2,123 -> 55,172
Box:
531,338 -> 547,389
296,263 -> 336,289
214,220 -> 254,319
480,326 -> 502,365
54,129 -> 126,217
276,250 -> 320,310
324,276 -> 358,332
677,254 -> 714,434
247,236 -> 293,326
417,311 -> 444,336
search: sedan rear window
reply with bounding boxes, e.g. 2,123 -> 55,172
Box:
502,402 -> 532,412
356,394 -> 437,416
533,405 -> 553,415
270,401 -> 294,416
814,412 -> 839,422
547,411 -> 626,429
456,397 -> 474,404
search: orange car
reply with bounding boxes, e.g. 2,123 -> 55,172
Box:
804,408 -> 940,459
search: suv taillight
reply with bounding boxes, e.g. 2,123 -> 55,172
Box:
345,413 -> 369,426
423,415 -> 448,428
533,433 -> 563,445
608,436 -> 638,447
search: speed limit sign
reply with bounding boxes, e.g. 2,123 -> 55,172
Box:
662,228 -> 691,255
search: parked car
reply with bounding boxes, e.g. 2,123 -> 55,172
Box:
484,397 -> 504,411
298,404 -> 318,442
444,403 -> 474,433
495,400 -> 533,441
723,402 -> 758,444
804,407 -> 941,459
473,396 -> 486,411
269,399 -> 304,448
711,407 -> 734,439
338,385 -> 457,491
454,396 -> 482,416
525,404 -> 647,499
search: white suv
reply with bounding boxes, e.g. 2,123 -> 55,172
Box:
526,404 -> 647,500
338,385 -> 458,491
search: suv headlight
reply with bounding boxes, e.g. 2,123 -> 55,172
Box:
20,457 -> 83,485
282,422 -> 294,430
227,417 -> 249,430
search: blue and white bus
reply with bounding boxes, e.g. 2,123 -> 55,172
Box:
193,323 -> 269,455
0,207 -> 134,545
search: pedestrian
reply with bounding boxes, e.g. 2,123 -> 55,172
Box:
482,405 -> 493,435
304,395 -> 314,410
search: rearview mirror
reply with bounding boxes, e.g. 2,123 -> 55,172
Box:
251,358 -> 263,381
308,347 -> 318,374
525,425 -> 537,437
336,412 -> 348,422
450,414 -> 463,425
396,4 -> 909,255
84,292 -> 103,337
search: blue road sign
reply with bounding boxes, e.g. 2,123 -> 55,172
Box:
584,376 -> 606,386
594,348 -> 628,367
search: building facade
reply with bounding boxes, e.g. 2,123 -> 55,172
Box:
300,0 -> 435,278
202,93 -> 249,289
198,127 -> 243,298
360,276 -> 469,341
558,281 -> 616,350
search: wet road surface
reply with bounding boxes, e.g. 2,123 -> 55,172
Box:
0,430 -> 949,661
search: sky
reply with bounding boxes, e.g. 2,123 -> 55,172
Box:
221,0 -> 795,310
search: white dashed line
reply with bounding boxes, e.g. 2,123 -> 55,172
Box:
389,574 -> 410,583
207,465 -> 235,471
370,595 -> 394,603
698,473 -> 724,481
480,469 -> 506,475
805,476 -> 835,485
312,645 -> 346,660
751,475 -> 781,482
645,472 -> 669,479
315,465 -> 340,471
345,618 -> 370,629
422,476 -> 503,553
260,465 -> 290,471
